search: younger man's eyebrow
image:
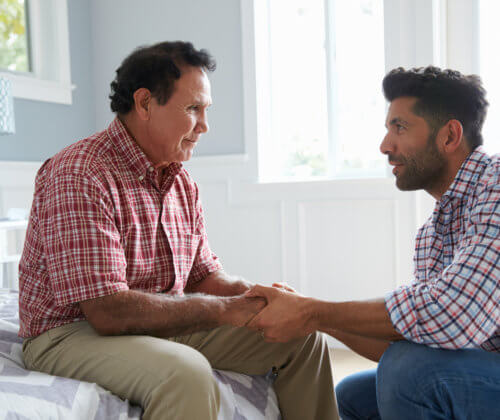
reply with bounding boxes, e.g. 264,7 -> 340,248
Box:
386,117 -> 409,127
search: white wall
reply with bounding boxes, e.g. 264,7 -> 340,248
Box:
0,157 -> 434,348
1,0 -> 95,162
183,156 -> 437,348
90,0 -> 246,156
0,0 -> 444,349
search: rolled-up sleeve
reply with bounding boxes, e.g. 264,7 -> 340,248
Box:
41,171 -> 129,306
386,181 -> 500,349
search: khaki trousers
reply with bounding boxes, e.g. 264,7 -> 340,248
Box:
23,321 -> 339,420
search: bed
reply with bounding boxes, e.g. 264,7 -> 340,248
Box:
0,288 -> 281,419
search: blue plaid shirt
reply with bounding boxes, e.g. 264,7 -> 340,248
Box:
386,147 -> 500,352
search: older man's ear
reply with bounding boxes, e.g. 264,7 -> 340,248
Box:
132,88 -> 153,120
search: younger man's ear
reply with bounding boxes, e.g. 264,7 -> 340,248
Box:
441,119 -> 464,153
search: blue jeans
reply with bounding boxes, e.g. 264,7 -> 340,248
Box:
335,341 -> 500,420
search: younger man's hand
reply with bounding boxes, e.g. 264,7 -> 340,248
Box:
245,285 -> 315,342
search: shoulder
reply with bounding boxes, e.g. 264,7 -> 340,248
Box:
36,129 -> 114,187
473,153 -> 499,203
481,153 -> 500,186
465,153 -> 499,235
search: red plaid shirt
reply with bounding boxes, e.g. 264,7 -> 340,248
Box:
18,118 -> 222,338
386,147 -> 500,352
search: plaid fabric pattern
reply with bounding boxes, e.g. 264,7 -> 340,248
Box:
18,118 -> 222,338
386,147 -> 500,352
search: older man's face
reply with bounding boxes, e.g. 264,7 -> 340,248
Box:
145,66 -> 212,167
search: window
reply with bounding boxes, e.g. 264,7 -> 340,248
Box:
0,0 -> 31,73
0,0 -> 73,104
478,0 -> 500,154
446,0 -> 500,155
252,0 -> 386,182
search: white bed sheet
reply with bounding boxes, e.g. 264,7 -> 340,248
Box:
0,289 -> 281,420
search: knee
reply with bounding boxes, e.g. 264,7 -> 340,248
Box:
147,349 -> 219,419
299,330 -> 329,353
376,341 -> 438,418
152,349 -> 219,405
334,376 -> 351,411
377,340 -> 439,390
281,330 -> 328,361
166,350 -> 216,392
335,374 -> 361,416
335,369 -> 377,419
377,341 -> 415,418
335,374 -> 358,404
378,340 -> 414,379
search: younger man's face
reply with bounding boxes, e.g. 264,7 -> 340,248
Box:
380,96 -> 446,192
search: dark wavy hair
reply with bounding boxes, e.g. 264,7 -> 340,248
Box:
109,41 -> 216,114
382,66 -> 488,150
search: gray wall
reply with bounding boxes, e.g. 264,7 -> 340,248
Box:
1,0 -> 246,162
0,0 -> 95,162
91,0 -> 245,156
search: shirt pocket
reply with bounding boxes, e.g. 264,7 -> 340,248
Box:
171,233 -> 202,292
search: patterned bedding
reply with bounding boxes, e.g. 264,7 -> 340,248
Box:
0,289 -> 281,419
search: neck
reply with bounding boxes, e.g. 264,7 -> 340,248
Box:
119,113 -> 158,165
426,147 -> 472,200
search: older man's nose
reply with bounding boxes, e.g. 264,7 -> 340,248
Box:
196,113 -> 209,134
198,120 -> 209,133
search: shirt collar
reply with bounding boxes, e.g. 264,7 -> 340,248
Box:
440,146 -> 490,205
106,117 -> 182,181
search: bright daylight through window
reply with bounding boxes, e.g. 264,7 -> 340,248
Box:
0,0 -> 30,73
255,0 -> 386,182
479,0 -> 500,154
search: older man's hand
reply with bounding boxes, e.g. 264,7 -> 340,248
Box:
221,295 -> 267,328
245,284 -> 316,342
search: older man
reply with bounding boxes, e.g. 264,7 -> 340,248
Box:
248,66 -> 500,419
19,42 -> 338,420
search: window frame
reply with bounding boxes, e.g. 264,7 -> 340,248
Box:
0,0 -> 74,105
241,0 -> 450,183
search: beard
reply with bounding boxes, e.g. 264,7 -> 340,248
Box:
389,133 -> 447,191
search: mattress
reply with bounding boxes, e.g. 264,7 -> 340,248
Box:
0,289 -> 281,419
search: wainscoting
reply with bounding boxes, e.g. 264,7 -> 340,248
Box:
185,155 -> 435,347
0,157 -> 435,347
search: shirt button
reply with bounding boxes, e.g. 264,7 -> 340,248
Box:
138,175 -> 144,181
148,167 -> 154,172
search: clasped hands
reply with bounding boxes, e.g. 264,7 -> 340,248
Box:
231,283 -> 316,343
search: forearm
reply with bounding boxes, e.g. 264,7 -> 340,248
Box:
81,289 -> 234,337
310,298 -> 404,341
325,328 -> 391,362
186,270 -> 251,296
